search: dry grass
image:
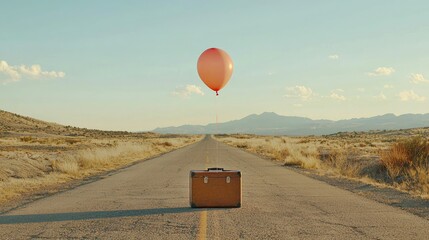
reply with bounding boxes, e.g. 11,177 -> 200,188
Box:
0,135 -> 202,205
216,129 -> 429,199
0,109 -> 203,206
218,136 -> 321,169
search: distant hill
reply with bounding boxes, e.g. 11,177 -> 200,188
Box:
0,109 -> 67,134
153,112 -> 429,135
0,109 -> 132,137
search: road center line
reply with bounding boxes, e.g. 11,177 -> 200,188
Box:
198,210 -> 208,240
196,155 -> 210,240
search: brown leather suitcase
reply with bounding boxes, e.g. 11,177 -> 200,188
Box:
190,168 -> 241,208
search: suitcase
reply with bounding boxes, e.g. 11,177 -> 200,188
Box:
189,167 -> 241,208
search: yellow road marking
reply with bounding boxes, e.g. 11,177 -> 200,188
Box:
198,210 -> 208,240
197,155 -> 209,240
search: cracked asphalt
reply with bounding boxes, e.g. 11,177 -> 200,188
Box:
0,135 -> 428,239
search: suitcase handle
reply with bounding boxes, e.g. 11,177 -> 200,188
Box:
207,167 -> 224,171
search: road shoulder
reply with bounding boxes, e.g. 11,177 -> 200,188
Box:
287,166 -> 429,220
224,141 -> 429,221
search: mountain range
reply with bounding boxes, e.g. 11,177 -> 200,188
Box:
153,112 -> 429,135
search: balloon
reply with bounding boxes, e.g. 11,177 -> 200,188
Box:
197,48 -> 233,96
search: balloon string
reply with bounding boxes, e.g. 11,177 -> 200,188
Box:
215,93 -> 219,167
216,91 -> 219,96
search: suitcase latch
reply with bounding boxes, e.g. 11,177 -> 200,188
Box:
204,176 -> 208,184
226,176 -> 231,183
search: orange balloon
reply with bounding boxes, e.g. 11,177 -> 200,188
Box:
197,48 -> 233,96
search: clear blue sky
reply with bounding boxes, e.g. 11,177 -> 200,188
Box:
1,1 -> 429,131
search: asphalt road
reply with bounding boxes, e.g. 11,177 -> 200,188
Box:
1,135 -> 428,239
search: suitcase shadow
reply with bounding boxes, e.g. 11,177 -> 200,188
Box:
0,207 -> 219,225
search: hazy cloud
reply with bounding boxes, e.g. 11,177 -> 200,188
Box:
410,73 -> 429,84
0,60 -> 65,84
328,54 -> 339,60
398,90 -> 425,102
368,67 -> 395,76
357,88 -> 365,92
286,85 -> 314,101
173,84 -> 205,98
384,84 -> 394,89
374,92 -> 387,101
329,89 -> 346,101
0,60 -> 20,82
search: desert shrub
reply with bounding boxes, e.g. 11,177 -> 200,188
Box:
322,149 -> 347,168
20,136 -> 33,142
380,137 -> 429,193
233,134 -> 254,139
297,138 -> 311,144
275,148 -> 290,161
161,141 -> 173,147
215,134 -> 228,138
236,143 -> 248,149
359,161 -> 390,182
381,137 -> 429,179
64,138 -> 82,145
381,138 -> 397,143
380,143 -> 410,180
318,149 -> 363,177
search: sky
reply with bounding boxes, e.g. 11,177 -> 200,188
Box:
1,1 -> 429,131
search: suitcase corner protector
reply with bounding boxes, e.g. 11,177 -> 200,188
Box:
236,202 -> 241,208
190,202 -> 197,208
190,171 -> 196,177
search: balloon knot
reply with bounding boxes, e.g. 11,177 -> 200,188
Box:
216,91 -> 219,96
